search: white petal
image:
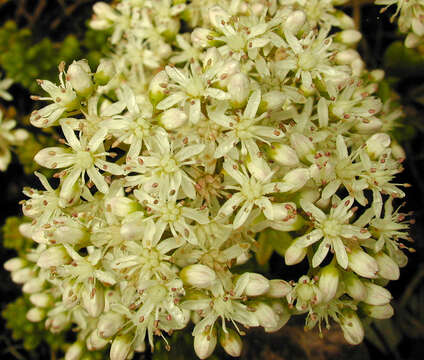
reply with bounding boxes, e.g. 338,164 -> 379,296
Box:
243,89 -> 261,119
87,166 -> 108,193
233,201 -> 254,229
333,237 -> 348,269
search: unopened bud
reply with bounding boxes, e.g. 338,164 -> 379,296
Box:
67,60 -> 93,98
227,73 -> 250,108
98,311 -> 126,338
246,156 -> 271,182
283,168 -> 310,192
348,248 -> 378,278
26,307 -> 46,322
334,10 -> 355,29
4,257 -> 27,272
191,28 -> 216,47
336,30 -> 362,46
149,71 -> 168,106
82,284 -> 105,317
319,264 -> 340,303
23,277 -> 46,293
285,239 -> 307,265
343,272 -> 367,301
87,330 -> 109,351
270,144 -> 299,167
29,293 -> 53,308
375,252 -> 400,280
405,33 -> 420,48
11,267 -> 35,284
354,117 -> 382,134
219,329 -> 243,357
251,301 -> 279,329
366,133 -> 391,159
362,303 -> 394,319
260,90 -> 285,112
107,196 -> 139,217
209,6 -> 229,28
340,310 -> 364,345
159,108 -> 188,130
180,264 -> 216,288
290,133 -> 315,162
271,202 -> 296,222
110,334 -> 133,360
95,59 -> 115,85
335,49 -> 360,65
266,280 -> 292,298
194,328 -> 217,360
236,273 -> 270,297
284,11 -> 306,34
37,245 -> 71,268
65,342 -> 84,360
363,282 -> 392,306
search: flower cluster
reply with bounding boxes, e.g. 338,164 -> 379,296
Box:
376,0 -> 424,49
4,1 -> 413,359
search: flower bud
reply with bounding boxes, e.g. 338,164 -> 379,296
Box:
107,196 -> 139,217
369,69 -> 385,82
335,30 -> 362,46
348,248 -> 378,278
354,117 -> 382,134
95,59 -> 115,85
266,280 -> 292,298
366,133 -> 391,159
4,257 -> 27,272
269,144 -> 299,167
46,312 -> 69,333
375,252 -> 400,280
405,33 -> 420,48
194,328 -> 217,360
98,311 -> 126,338
27,307 -> 46,322
227,73 -> 250,108
65,342 -> 84,360
290,133 -> 315,162
363,282 -> 392,306
285,239 -> 307,265
209,6 -> 229,28
159,108 -> 188,130
351,58 -> 365,77
37,245 -> 71,268
219,329 -> 243,357
334,10 -> 355,29
236,273 -> 270,297
180,264 -> 216,288
283,168 -> 310,192
53,222 -> 89,246
391,141 -> 406,160
318,264 -> 340,302
362,303 -> 394,319
110,334 -> 133,360
67,60 -> 94,98
149,71 -> 168,106
251,302 -> 279,329
92,2 -> 119,21
11,267 -> 35,284
120,217 -> 145,241
343,272 -> 367,301
246,156 -> 271,182
23,277 -> 46,294
271,202 -> 296,222
82,284 -> 105,317
284,10 -> 306,34
335,49 -> 360,65
29,293 -> 53,308
87,330 -> 109,351
191,28 -> 216,48
265,301 -> 291,333
340,310 -> 364,345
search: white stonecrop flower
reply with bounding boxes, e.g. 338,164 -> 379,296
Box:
3,0 -> 412,358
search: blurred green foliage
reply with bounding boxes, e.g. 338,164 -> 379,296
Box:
1,216 -> 32,255
2,296 -> 66,353
0,20 -> 110,93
